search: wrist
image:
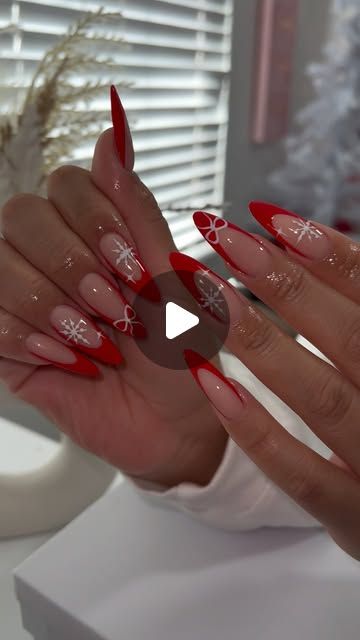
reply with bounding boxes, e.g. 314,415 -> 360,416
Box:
132,415 -> 228,489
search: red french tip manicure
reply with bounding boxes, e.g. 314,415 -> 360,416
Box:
184,348 -> 236,394
68,353 -> 101,377
110,85 -> 126,166
137,274 -> 162,303
33,351 -> 101,378
75,334 -> 124,366
248,201 -> 304,253
169,251 -> 210,305
110,84 -> 134,170
183,348 -> 208,370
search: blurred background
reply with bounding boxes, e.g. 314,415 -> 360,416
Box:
0,0 -> 359,430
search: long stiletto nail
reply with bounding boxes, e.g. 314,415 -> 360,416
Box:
110,85 -> 134,170
99,233 -> 161,303
249,201 -> 332,260
184,349 -> 246,420
193,211 -> 271,278
78,273 -> 146,338
26,333 -> 100,378
50,305 -> 123,365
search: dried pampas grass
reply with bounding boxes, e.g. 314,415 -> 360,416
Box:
0,7 -> 128,208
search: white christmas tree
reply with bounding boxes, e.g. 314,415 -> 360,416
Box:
269,0 -> 360,227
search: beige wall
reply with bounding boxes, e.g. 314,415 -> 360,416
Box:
224,0 -> 332,231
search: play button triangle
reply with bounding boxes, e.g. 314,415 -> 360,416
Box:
166,302 -> 199,340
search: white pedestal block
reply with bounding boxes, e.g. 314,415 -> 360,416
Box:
14,482 -> 360,640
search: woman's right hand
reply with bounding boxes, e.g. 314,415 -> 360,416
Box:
171,205 -> 360,560
0,88 -> 227,490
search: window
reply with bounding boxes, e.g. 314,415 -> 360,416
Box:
0,0 -> 234,258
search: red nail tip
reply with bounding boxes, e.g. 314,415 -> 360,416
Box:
169,251 -> 211,307
78,335 -> 124,366
69,354 -> 101,378
169,250 -> 207,274
183,348 -> 208,370
127,266 -> 161,303
183,348 -> 236,394
248,201 -> 307,257
33,351 -> 101,378
110,84 -> 127,167
137,274 -> 162,303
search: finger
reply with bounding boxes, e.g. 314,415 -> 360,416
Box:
1,193 -> 146,340
184,350 -> 360,558
0,237 -> 122,367
91,116 -> 176,274
47,164 -> 160,303
0,306 -> 99,377
249,201 -> 360,306
170,252 -> 360,476
192,211 -> 360,390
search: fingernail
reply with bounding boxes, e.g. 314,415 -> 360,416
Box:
26,333 -> 100,378
110,85 -> 134,171
193,211 -> 271,278
184,350 -> 246,420
78,273 -> 146,338
50,305 -> 124,365
249,201 -> 332,260
99,232 -> 161,302
169,251 -> 245,323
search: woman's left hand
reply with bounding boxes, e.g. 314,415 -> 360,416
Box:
172,202 -> 360,560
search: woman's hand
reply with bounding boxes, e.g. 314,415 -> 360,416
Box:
0,89 -> 227,489
171,203 -> 360,560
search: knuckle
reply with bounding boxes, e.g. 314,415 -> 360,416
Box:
1,193 -> 40,230
243,422 -> 279,461
333,249 -> 360,281
268,265 -> 307,305
286,458 -> 321,506
231,308 -> 277,358
131,175 -> 163,222
307,366 -> 353,426
16,275 -> 50,316
47,165 -> 84,193
342,314 -> 360,365
49,241 -> 92,278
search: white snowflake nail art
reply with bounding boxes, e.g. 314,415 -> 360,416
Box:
287,219 -> 323,245
60,318 -> 91,345
275,226 -> 288,239
196,214 -> 228,245
113,304 -> 144,336
112,238 -> 139,271
197,278 -> 226,316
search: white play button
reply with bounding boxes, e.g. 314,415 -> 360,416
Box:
165,302 -> 199,340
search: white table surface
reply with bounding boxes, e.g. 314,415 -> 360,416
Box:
0,421 -> 59,639
2,419 -> 360,640
14,482 -> 360,640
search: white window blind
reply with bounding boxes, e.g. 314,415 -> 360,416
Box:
0,0 -> 233,258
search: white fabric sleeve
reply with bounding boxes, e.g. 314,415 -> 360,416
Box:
129,336 -> 332,531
